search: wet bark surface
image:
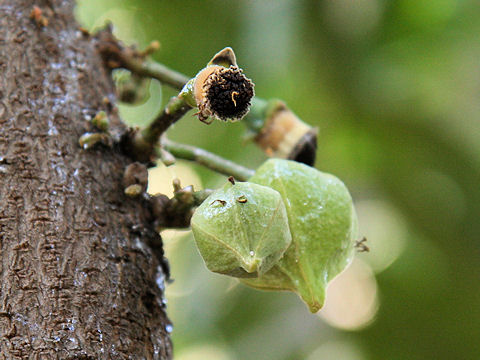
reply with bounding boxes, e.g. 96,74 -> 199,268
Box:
0,0 -> 172,358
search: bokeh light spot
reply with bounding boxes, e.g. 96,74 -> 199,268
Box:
356,200 -> 407,273
319,259 -> 378,331
307,340 -> 366,360
148,162 -> 202,198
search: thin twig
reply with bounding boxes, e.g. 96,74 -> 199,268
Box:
142,96 -> 190,145
126,96 -> 191,162
96,27 -> 188,89
119,55 -> 189,90
161,138 -> 255,181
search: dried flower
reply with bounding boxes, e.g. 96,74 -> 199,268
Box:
194,65 -> 254,123
181,47 -> 255,124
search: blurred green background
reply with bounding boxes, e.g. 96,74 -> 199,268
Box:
77,1 -> 480,359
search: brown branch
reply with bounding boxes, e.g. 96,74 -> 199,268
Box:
95,26 -> 188,89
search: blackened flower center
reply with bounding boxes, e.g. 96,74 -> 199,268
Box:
204,66 -> 254,121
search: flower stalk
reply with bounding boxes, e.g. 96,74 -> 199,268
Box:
160,138 -> 255,181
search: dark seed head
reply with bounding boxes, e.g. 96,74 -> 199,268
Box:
197,66 -> 254,122
288,129 -> 318,167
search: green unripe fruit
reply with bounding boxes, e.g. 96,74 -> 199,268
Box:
191,181 -> 292,278
241,159 -> 357,313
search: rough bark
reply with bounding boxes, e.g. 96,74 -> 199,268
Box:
0,0 -> 172,358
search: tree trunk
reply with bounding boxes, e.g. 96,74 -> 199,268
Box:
0,1 -> 172,358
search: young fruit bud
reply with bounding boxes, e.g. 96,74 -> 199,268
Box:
181,47 -> 255,124
241,159 -> 357,313
191,181 -> 291,278
91,111 -> 109,132
114,70 -> 151,105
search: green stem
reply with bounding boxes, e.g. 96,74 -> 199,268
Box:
161,138 -> 255,181
141,96 -> 190,145
119,53 -> 189,89
129,96 -> 191,161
